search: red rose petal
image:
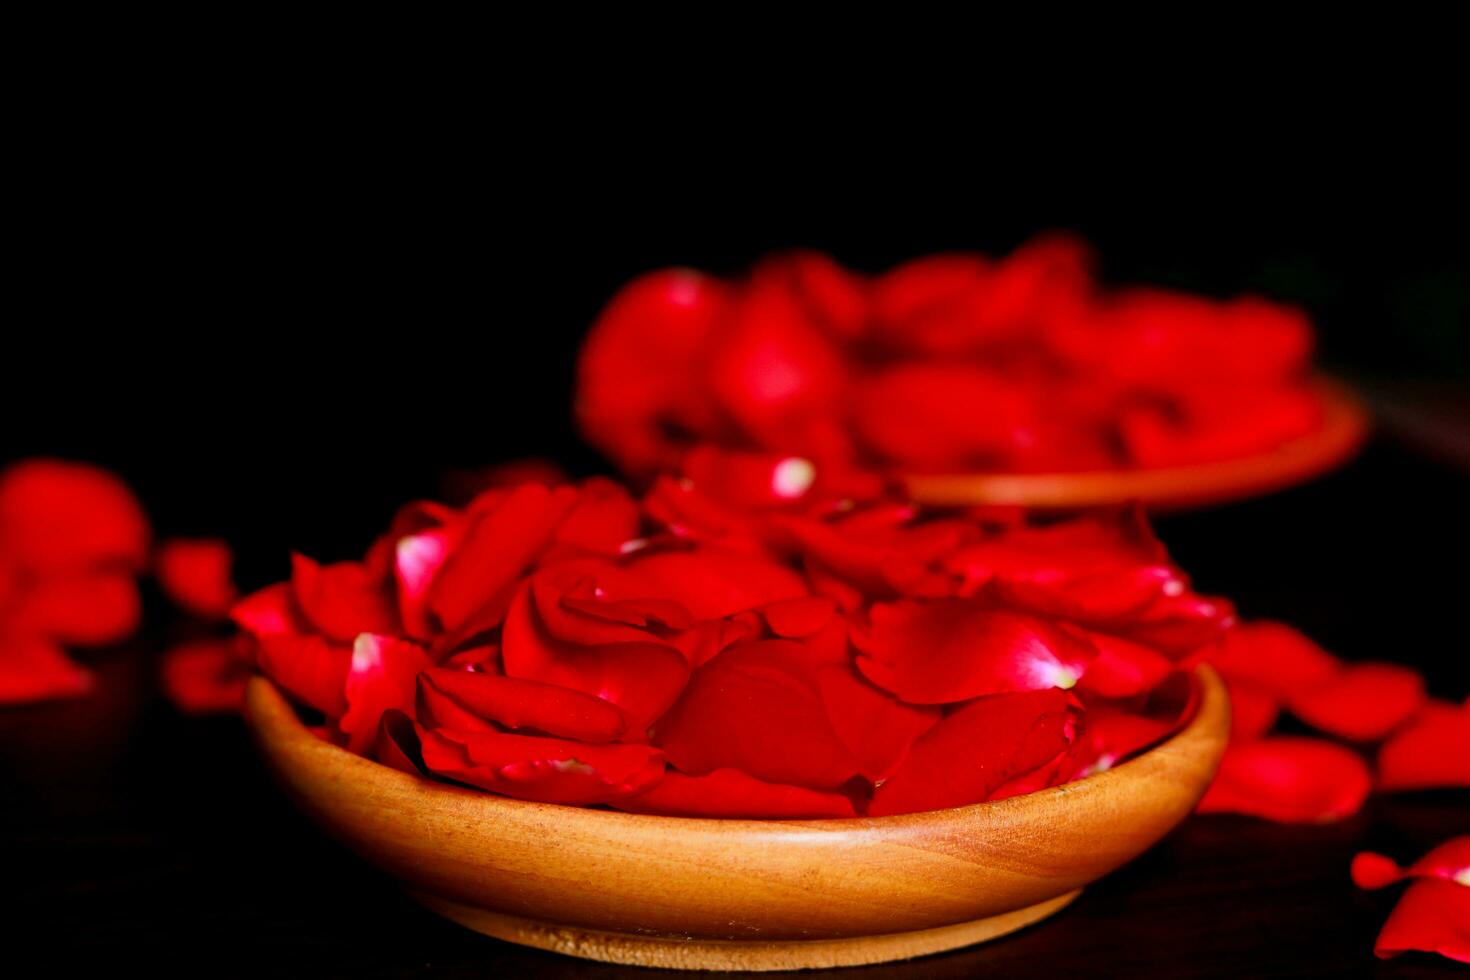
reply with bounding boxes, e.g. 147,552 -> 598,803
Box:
155,538 -> 237,620
15,570 -> 141,646
373,708 -> 426,775
254,633 -> 352,718
394,526 -> 456,639
1353,838 -> 1470,889
0,459 -> 150,572
1287,662 -> 1427,742
816,664 -> 941,783
419,667 -> 626,742
429,483 -> 578,632
418,726 -> 666,805
707,273 -> 847,447
339,634 -> 430,753
1195,737 -> 1371,824
160,636 -> 251,714
1057,706 -> 1178,781
614,767 -> 857,819
1352,852 -> 1410,890
1075,632 -> 1175,699
763,250 -> 869,342
1115,591 -> 1237,660
1376,699 -> 1470,792
627,547 -> 809,620
290,554 -> 397,643
416,673 -> 500,735
757,596 -> 837,638
501,581 -> 689,736
0,633 -> 93,704
853,363 -> 1042,469
655,639 -> 860,791
1210,621 -> 1342,698
575,268 -> 732,478
868,689 -> 1075,816
854,600 -> 1094,704
1372,877 -> 1470,963
679,445 -> 819,510
550,478 -> 641,556
231,582 -> 310,637
1223,678 -> 1281,743
770,513 -> 966,601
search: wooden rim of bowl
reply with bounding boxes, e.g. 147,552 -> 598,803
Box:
244,664 -> 1229,833
900,375 -> 1369,512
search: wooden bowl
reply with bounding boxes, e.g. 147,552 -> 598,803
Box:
245,666 -> 1229,971
902,376 -> 1368,512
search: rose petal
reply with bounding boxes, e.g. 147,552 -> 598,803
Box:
428,483 -> 578,632
707,273 -> 847,448
678,445 -> 819,510
1353,838 -> 1470,890
395,527 -> 456,639
14,571 -> 141,646
853,363 -> 1041,468
1376,700 -> 1470,792
1210,621 -> 1341,698
854,600 -> 1094,704
1287,662 -> 1427,742
868,689 -> 1075,816
0,459 -> 149,572
1057,707 -> 1176,781
0,633 -> 93,704
419,667 -> 625,742
1223,678 -> 1281,743
575,268 -> 733,478
654,639 -> 860,791
254,633 -> 352,718
1371,878 -> 1470,963
756,596 -> 837,638
1195,736 -> 1371,823
339,634 -> 431,753
1074,631 -> 1175,699
374,708 -> 426,775
416,673 -> 500,734
418,725 -> 665,805
501,581 -> 689,736
155,538 -> 237,620
290,554 -> 397,643
160,636 -> 251,714
627,547 -> 809,620
231,582 -> 309,637
816,664 -> 941,783
613,767 -> 857,819
551,478 -> 641,556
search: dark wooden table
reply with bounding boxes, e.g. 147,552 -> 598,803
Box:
4,438 -> 1467,978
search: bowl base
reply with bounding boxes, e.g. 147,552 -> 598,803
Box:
413,889 -> 1081,971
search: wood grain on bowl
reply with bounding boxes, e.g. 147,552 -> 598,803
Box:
903,376 -> 1368,512
245,666 -> 1229,970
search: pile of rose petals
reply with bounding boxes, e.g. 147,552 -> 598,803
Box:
1197,621 -> 1468,823
231,459 -> 1236,818
0,459 -> 151,703
575,235 -> 1323,481
1352,837 -> 1470,963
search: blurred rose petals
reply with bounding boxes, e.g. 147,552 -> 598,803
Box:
1376,699 -> 1470,792
1196,737 -> 1371,824
156,538 -> 238,620
0,459 -> 150,704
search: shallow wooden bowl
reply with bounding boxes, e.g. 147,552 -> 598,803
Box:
245,666 -> 1229,971
902,376 -> 1368,512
